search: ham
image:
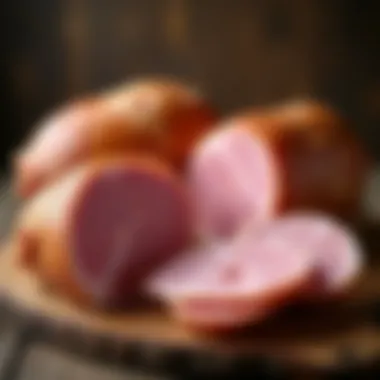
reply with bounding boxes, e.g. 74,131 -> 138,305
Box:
100,77 -> 217,168
250,213 -> 364,298
188,100 -> 371,238
14,78 -> 217,199
13,155 -> 192,308
145,212 -> 363,330
146,237 -> 313,330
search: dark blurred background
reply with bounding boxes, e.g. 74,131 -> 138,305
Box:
1,0 -> 380,171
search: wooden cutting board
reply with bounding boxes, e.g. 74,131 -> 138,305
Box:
1,236 -> 380,377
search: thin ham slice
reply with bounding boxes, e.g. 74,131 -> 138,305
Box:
249,213 -> 364,298
146,236 -> 313,330
145,212 -> 363,330
13,155 -> 192,308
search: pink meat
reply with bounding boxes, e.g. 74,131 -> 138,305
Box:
187,126 -> 278,239
248,213 -> 364,298
145,236 -> 312,330
71,163 -> 192,307
15,155 -> 193,309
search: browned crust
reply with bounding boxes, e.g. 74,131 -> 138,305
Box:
15,78 -> 218,199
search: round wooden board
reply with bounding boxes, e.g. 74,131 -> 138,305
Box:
1,243 -> 380,376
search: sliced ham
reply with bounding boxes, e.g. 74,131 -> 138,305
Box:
247,213 -> 364,298
13,155 -> 192,308
188,100 -> 371,238
146,236 -> 313,330
145,212 -> 363,330
14,78 -> 217,199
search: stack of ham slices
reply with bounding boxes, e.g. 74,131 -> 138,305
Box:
11,77 -> 371,331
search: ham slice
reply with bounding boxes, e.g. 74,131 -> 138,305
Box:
188,100 -> 371,239
13,155 -> 192,308
14,78 -> 217,198
250,213 -> 364,298
146,237 -> 313,330
145,212 -> 363,330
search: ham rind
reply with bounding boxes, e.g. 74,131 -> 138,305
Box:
251,213 -> 364,298
100,78 -> 217,169
14,155 -> 192,308
145,237 -> 313,330
14,78 -> 217,199
188,101 -> 371,239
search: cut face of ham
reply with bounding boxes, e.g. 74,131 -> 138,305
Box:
146,235 -> 312,330
145,211 -> 363,330
188,126 -> 278,239
188,102 -> 371,240
70,164 -> 192,307
255,213 -> 364,297
14,155 -> 192,309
